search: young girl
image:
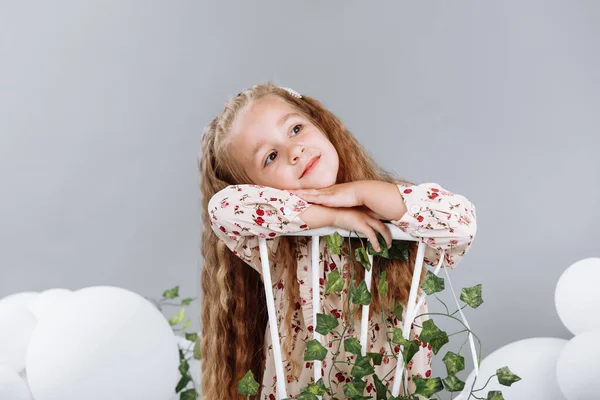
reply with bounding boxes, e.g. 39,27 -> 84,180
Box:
199,82 -> 477,400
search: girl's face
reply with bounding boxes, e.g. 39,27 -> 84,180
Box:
229,95 -> 339,190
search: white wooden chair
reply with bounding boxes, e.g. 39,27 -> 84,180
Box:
258,223 -> 478,399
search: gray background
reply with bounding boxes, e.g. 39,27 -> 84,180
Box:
1,0 -> 599,391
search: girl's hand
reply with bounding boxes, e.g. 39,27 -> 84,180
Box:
331,207 -> 392,252
292,182 -> 364,208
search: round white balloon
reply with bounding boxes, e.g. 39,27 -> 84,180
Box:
556,331 -> 600,400
26,286 -> 180,400
0,292 -> 38,372
455,337 -> 568,400
0,364 -> 33,400
555,257 -> 600,335
28,288 -> 74,321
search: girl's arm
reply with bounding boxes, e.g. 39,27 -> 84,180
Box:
359,181 -> 477,270
207,184 -> 334,274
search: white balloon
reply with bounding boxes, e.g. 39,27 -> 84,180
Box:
28,288 -> 74,320
26,286 -> 180,400
555,257 -> 600,335
455,337 -> 568,400
0,292 -> 38,372
0,364 -> 33,400
556,331 -> 600,400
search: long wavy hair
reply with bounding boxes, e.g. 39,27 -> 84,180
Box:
198,82 -> 425,399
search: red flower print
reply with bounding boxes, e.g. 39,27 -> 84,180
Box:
336,372 -> 345,383
269,197 -> 277,201
300,224 -> 307,229
425,369 -> 432,377
417,215 -> 424,222
219,226 -> 226,232
431,188 -> 439,192
256,209 -> 265,216
429,193 -> 439,200
319,278 -> 324,285
427,344 -> 432,350
232,231 -> 240,235
383,356 -> 390,365
307,325 -> 313,332
255,217 -> 265,226
394,345 -> 400,353
269,232 -> 277,237
366,383 -> 374,393
276,281 -> 284,290
269,395 -> 275,400
403,189 -> 412,194
331,309 -> 341,318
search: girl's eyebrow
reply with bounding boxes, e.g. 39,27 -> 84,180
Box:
251,112 -> 301,157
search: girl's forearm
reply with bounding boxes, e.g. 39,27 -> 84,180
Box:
298,204 -> 337,229
359,181 -> 407,221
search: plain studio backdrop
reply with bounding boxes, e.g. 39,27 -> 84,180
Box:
1,0 -> 599,391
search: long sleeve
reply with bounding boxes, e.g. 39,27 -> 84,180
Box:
389,182 -> 477,269
207,184 -> 313,274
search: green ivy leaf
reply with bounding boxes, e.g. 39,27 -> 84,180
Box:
304,339 -> 328,361
344,337 -> 362,356
169,307 -> 186,326
185,332 -> 198,342
391,329 -> 419,365
181,297 -> 194,306
325,269 -> 345,294
442,351 -> 465,376
487,391 -> 505,400
460,284 -> 483,308
351,280 -> 372,306
193,339 -> 201,360
180,388 -> 199,400
237,369 -> 259,395
419,319 -> 449,355
324,232 -> 344,255
442,374 -> 465,392
420,271 -> 445,295
181,319 -> 191,332
378,271 -> 388,296
373,374 -> 388,400
297,393 -> 318,400
179,359 -> 190,375
366,233 -> 389,258
355,247 -> 371,271
388,240 -> 409,262
300,378 -> 328,396
163,286 -> 179,299
496,366 -> 521,386
351,355 -> 375,380
316,313 -> 339,335
413,376 -> 443,397
175,374 -> 191,393
342,379 -> 370,400
367,352 -> 383,366
393,303 -> 404,322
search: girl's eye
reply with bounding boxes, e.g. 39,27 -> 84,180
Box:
264,152 -> 277,166
264,124 -> 303,167
291,124 -> 302,135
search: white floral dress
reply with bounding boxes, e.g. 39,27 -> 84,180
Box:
207,182 -> 477,399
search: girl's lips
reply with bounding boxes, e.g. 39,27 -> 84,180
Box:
300,156 -> 320,178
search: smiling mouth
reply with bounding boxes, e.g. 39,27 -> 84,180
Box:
300,156 -> 320,179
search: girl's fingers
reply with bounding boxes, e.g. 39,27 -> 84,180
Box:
362,226 -> 380,252
367,218 -> 392,249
